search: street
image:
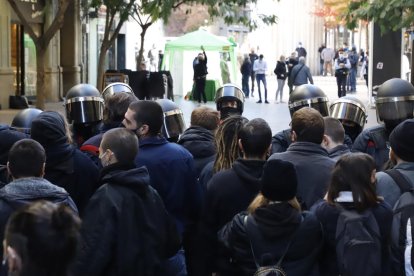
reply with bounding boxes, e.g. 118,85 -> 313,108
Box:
0,75 -> 377,135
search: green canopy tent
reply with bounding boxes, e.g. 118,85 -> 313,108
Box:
162,29 -> 238,98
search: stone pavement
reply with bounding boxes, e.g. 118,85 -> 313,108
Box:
0,75 -> 377,134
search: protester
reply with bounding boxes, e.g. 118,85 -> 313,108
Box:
219,159 -> 323,275
286,52 -> 299,93
74,128 -> 180,275
31,111 -> 99,215
178,106 -> 219,178
376,119 -> 414,206
197,118 -> 272,275
123,100 -> 200,274
0,139 -> 77,261
311,153 -> 393,276
269,107 -> 335,209
249,49 -> 259,96
322,117 -> 350,160
4,201 -> 80,276
193,46 -> 208,104
198,115 -> 249,189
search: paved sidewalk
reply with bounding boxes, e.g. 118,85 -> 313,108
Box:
0,75 -> 377,134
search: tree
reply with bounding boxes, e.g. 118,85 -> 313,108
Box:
344,0 -> 413,34
133,0 -> 277,70
7,0 -> 71,109
88,0 -> 135,90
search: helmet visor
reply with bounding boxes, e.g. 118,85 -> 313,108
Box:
163,109 -> 186,138
376,97 -> 414,124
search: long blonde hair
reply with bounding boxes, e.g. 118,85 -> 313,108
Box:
247,193 -> 301,214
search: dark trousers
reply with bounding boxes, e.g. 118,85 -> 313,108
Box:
250,72 -> 256,93
256,74 -> 268,101
195,78 -> 207,103
242,75 -> 250,97
336,75 -> 347,98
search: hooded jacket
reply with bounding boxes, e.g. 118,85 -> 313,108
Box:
74,163 -> 180,276
197,158 -> 266,274
30,111 -> 99,215
0,177 -> 77,259
218,204 -> 323,275
178,126 -> 216,178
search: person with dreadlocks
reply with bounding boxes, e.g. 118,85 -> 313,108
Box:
198,115 -> 249,190
194,118 -> 273,275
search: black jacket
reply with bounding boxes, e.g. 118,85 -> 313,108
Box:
74,163 -> 180,276
193,51 -> 208,79
310,199 -> 393,276
274,61 -> 287,80
196,159 -> 265,274
218,204 -> 323,275
178,126 -> 216,178
43,144 -> 99,215
240,60 -> 252,77
269,142 -> 335,209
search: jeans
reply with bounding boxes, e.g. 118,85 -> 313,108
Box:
348,67 -> 357,91
256,74 -> 268,101
320,61 -> 324,75
163,249 -> 187,276
276,79 -> 285,102
242,75 -> 250,97
250,72 -> 256,93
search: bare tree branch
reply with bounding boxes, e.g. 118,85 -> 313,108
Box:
6,0 -> 39,44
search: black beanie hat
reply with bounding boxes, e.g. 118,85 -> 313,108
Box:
389,119 -> 414,162
261,159 -> 298,201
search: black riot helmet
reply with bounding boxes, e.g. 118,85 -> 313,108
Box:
10,108 -> 43,134
101,82 -> 134,101
215,84 -> 245,120
330,95 -> 367,141
376,78 -> 414,131
156,99 -> 186,142
65,84 -> 104,124
288,84 -> 329,117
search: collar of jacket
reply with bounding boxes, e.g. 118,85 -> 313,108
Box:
139,135 -> 168,147
287,141 -> 330,156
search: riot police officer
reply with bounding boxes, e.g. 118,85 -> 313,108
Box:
65,84 -> 104,145
330,95 -> 367,142
352,78 -> 414,171
272,84 -> 330,153
156,98 -> 186,143
215,83 -> 245,120
101,82 -> 134,101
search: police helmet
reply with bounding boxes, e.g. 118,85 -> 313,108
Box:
65,84 -> 104,124
288,84 -> 329,117
101,82 -> 134,101
10,108 -> 43,134
156,99 -> 186,140
376,78 -> 414,130
330,95 -> 367,139
215,84 -> 245,114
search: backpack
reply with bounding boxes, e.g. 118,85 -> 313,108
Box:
385,169 -> 414,275
335,206 -> 382,276
244,215 -> 299,276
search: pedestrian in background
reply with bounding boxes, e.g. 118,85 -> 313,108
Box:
347,46 -> 359,92
321,46 -> 335,76
253,54 -> 269,104
193,46 -> 208,104
318,43 -> 326,75
286,52 -> 299,93
249,49 -> 258,96
240,55 -> 252,98
334,49 -> 351,98
290,57 -> 313,89
274,55 -> 287,103
295,42 -> 307,58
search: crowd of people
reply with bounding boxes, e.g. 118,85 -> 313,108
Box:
239,42 -> 370,105
0,73 -> 414,276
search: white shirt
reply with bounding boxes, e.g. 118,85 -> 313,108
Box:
253,59 -> 267,74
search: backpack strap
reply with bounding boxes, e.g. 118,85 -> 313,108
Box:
244,214 -> 301,268
384,169 -> 413,194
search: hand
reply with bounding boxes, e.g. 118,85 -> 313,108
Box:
201,46 -> 204,51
